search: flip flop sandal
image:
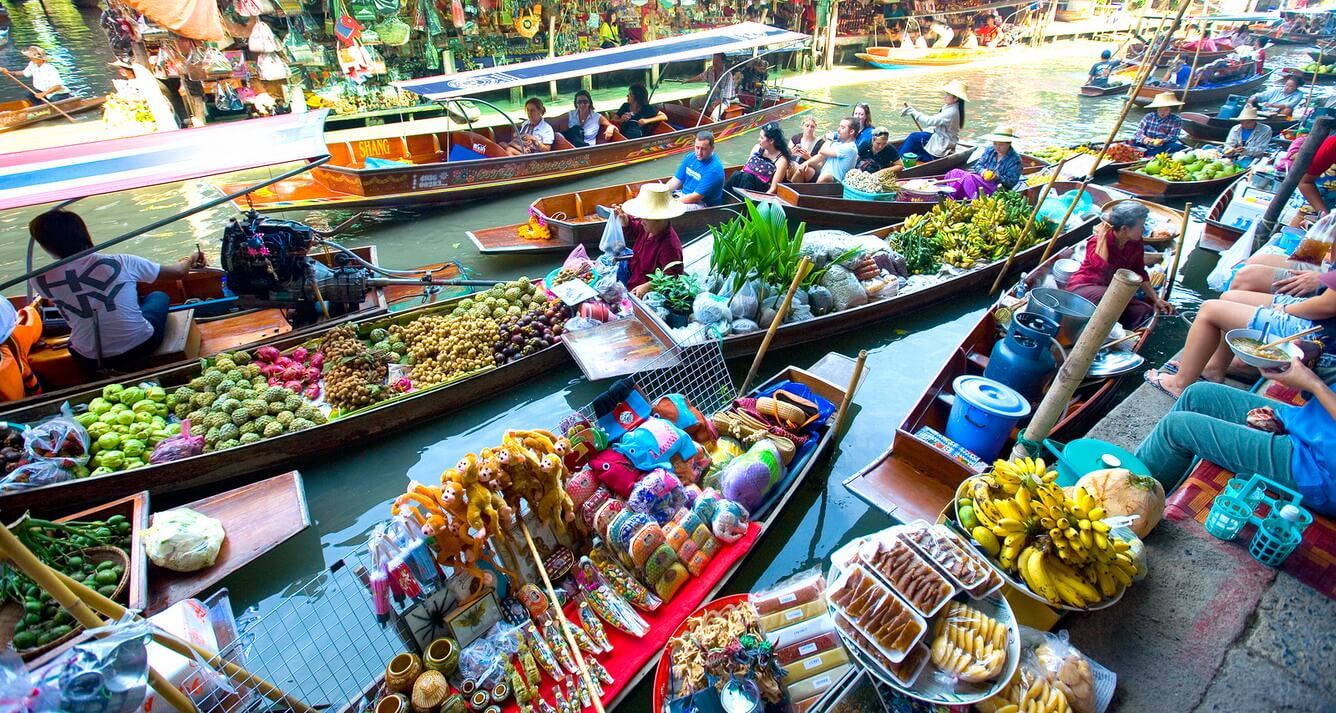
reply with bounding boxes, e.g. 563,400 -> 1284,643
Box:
1142,369 -> 1181,401
1162,360 -> 1181,375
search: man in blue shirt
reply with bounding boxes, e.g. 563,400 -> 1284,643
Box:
666,131 -> 725,208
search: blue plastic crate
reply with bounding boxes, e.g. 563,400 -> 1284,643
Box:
1205,474 -> 1313,567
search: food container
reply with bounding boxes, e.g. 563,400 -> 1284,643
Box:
826,565 -> 925,663
1052,258 -> 1081,287
1028,288 -> 1096,348
786,663 -> 853,703
1225,328 -> 1304,369
759,600 -> 825,632
786,647 -> 850,679
897,522 -> 991,592
775,631 -> 843,666
944,376 -> 1031,463
858,534 -> 958,618
766,613 -> 836,649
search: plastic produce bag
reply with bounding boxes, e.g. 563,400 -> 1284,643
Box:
1207,222 -> 1258,291
35,614 -> 154,713
563,315 -> 602,332
143,508 -> 225,572
692,292 -> 732,326
149,419 -> 204,464
818,264 -> 869,312
24,405 -> 90,467
0,648 -> 50,711
642,292 -> 670,320
728,280 -> 760,321
1,459 -> 74,490
593,271 -> 627,304
599,216 -> 626,257
730,318 -> 759,334
785,302 -> 814,322
562,244 -> 595,273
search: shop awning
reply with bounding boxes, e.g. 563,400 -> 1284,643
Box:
0,110 -> 329,211
117,0 -> 230,41
397,22 -> 807,101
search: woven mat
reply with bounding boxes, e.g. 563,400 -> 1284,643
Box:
1165,460 -> 1336,600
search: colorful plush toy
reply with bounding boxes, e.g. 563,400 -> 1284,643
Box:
701,437 -> 746,490
652,394 -> 718,443
669,451 -> 712,486
392,480 -> 491,580
564,422 -> 608,469
627,469 -> 688,524
588,448 -> 642,497
719,440 -> 784,513
614,418 -> 698,472
693,489 -> 750,543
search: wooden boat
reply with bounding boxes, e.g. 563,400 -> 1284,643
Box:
0,289 -> 568,518
1180,109 -> 1298,142
465,138 -> 987,255
1080,81 -> 1133,97
1201,175 -> 1251,252
842,200 -> 1175,523
1280,66 -> 1336,85
855,46 -> 993,68
1132,71 -> 1271,107
7,246 -> 460,414
0,95 -> 104,132
1114,160 -> 1248,199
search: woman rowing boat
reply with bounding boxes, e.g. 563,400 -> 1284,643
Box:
899,80 -> 967,163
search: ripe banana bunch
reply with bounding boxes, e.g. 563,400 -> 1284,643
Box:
964,478 -> 1032,570
991,457 -> 1058,494
929,602 -> 1008,683
1018,540 -> 1106,608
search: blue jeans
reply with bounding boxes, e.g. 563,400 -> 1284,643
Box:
899,131 -> 940,161
70,291 -> 171,373
1134,382 -> 1295,493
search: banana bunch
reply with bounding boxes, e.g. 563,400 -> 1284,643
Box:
929,602 -> 1008,683
989,673 -> 1074,713
1018,540 -> 1106,608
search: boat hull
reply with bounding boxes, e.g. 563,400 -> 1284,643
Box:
1080,83 -> 1131,97
856,47 -> 992,68
228,100 -> 808,211
1280,66 -> 1336,85
1180,110 -> 1297,142
1132,72 -> 1270,107
0,96 -> 105,132
1201,175 -> 1249,252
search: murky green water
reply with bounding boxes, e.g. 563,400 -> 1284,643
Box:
1,8 -> 1322,703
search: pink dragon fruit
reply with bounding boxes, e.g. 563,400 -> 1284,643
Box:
268,377 -> 283,387
310,352 -> 326,370
393,377 -> 413,393
304,384 -> 321,400
291,347 -> 310,363
281,366 -> 306,382
255,346 -> 281,363
283,380 -> 303,392
306,367 -> 321,381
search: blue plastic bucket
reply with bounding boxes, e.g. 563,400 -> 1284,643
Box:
945,376 -> 1031,462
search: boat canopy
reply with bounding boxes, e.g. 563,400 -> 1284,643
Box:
0,110 -> 328,212
396,22 -> 806,101
1145,11 -> 1279,23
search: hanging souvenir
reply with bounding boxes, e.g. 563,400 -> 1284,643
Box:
249,20 -> 282,53
514,3 -> 540,37
375,16 -> 411,45
373,0 -> 401,14
256,52 -> 291,80
348,0 -> 380,23
452,0 -> 467,28
235,0 -> 266,17
333,11 -> 365,46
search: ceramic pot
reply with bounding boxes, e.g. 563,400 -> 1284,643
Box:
385,652 -> 422,694
440,694 -> 467,713
411,670 -> 450,713
375,693 -> 409,713
424,637 -> 460,676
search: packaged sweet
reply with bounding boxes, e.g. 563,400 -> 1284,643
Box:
929,601 -> 1008,684
143,508 -> 226,572
759,599 -> 825,632
766,613 -> 836,649
775,631 -> 843,665
785,663 -> 852,703
149,419 -> 205,464
750,567 -> 825,616
626,469 -> 687,524
826,565 -> 924,662
859,534 -> 957,617
899,522 -> 991,591
785,646 -> 850,680
1031,629 -> 1098,713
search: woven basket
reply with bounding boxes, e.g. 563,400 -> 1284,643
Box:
14,546 -> 130,661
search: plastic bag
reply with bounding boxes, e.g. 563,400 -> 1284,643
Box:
599,216 -> 626,257
785,302 -> 814,322
0,648 -> 49,711
563,315 -> 602,332
563,244 -> 594,273
1,459 -> 73,490
248,19 -> 281,52
818,264 -> 869,312
143,508 -> 225,572
1030,629 -> 1099,713
642,292 -> 670,320
1207,222 -> 1258,291
23,405 -> 90,467
692,292 -> 731,326
728,280 -> 760,321
36,614 -> 153,713
1290,210 -> 1336,264
730,318 -> 759,334
593,271 -> 627,304
150,419 -> 205,464
750,566 -> 825,616
256,52 -> 289,80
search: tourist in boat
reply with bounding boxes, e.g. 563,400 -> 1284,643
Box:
899,80 -> 967,162
976,15 -> 1001,47
27,210 -> 205,374
1160,56 -> 1194,89
851,103 -> 874,147
1249,75 -> 1305,117
927,17 -> 955,48
803,116 -> 860,184
941,125 -> 1020,199
726,124 -> 792,195
610,184 -> 685,297
4,46 -> 69,102
960,28 -> 979,49
855,126 -> 902,173
687,53 -> 737,120
598,12 -> 620,48
1087,50 -> 1119,87
1065,202 -> 1174,330
562,90 -> 610,148
1134,359 -> 1335,512
1130,92 -> 1186,157
1144,278 -> 1336,399
609,83 -> 667,140
0,298 -> 43,402
1222,106 -> 1274,165
1298,135 -> 1336,214
788,116 -> 826,182
906,25 -> 930,50
665,131 -> 725,207
504,97 -> 555,156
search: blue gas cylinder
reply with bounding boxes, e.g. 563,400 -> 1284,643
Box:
1217,95 -> 1246,120
983,311 -> 1058,401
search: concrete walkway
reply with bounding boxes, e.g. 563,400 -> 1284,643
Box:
1067,377 -> 1336,713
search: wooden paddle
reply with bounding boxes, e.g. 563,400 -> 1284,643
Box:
0,68 -> 77,122
1258,324 -> 1324,352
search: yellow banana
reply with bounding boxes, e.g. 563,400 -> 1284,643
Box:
1015,487 -> 1033,516
1088,506 -> 1107,521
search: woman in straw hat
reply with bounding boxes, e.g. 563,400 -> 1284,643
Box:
610,184 -> 686,297
1131,92 -> 1186,157
941,125 -> 1022,200
1222,105 -> 1273,166
899,80 -> 966,163
2,46 -> 69,102
0,297 -> 44,403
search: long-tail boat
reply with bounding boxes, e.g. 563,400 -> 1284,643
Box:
855,46 -> 994,68
1132,71 -> 1271,107
1180,108 -> 1298,142
842,198 -> 1179,523
0,95 -> 104,132
222,23 -> 811,212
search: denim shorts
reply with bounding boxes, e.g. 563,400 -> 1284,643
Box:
1249,294 -> 1314,336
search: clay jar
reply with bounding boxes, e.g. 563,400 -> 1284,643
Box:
374,694 -> 409,713
424,637 -> 460,676
385,652 -> 423,694
411,670 -> 451,713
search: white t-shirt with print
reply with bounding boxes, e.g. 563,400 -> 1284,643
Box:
23,62 -> 64,94
519,119 -> 555,147
31,253 -> 160,358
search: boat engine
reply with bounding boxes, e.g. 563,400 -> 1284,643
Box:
221,212 -> 369,324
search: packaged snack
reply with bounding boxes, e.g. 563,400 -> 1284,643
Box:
929,601 -> 1008,684
1031,629 -> 1101,713
859,535 -> 957,617
827,565 -> 925,662
775,631 -> 843,665
750,567 -> 825,616
786,663 -> 852,702
786,646 -> 849,679
833,613 -> 930,687
765,613 -> 836,649
899,522 -> 991,591
759,599 -> 825,632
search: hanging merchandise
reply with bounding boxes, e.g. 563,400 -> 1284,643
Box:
374,0 -> 401,15
334,9 -> 366,45
514,3 -> 540,37
274,0 -> 305,14
235,0 -> 266,17
214,83 -> 244,112
349,0 -> 380,23
249,19 -> 282,53
376,16 -> 412,45
283,23 -> 324,65
417,0 -> 446,36
338,43 -> 373,80
257,52 -> 291,80
452,0 -> 468,29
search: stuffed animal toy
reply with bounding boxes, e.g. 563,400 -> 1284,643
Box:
652,394 -> 718,443
592,378 -> 651,439
669,450 -> 712,486
566,468 -> 600,510
693,489 -> 750,543
588,448 -> 642,497
626,469 -> 688,524
719,440 -> 785,513
701,437 -> 746,490
614,417 -> 698,472
564,422 -> 608,469
392,480 -> 490,580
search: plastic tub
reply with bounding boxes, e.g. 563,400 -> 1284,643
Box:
841,181 -> 899,202
1052,258 -> 1081,287
944,376 -> 1031,462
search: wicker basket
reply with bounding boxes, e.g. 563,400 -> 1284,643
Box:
10,546 -> 130,661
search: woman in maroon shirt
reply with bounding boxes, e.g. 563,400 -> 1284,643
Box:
1065,202 -> 1174,328
612,184 -> 685,296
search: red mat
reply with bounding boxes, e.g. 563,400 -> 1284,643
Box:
1165,460 -> 1336,600
500,523 -> 763,711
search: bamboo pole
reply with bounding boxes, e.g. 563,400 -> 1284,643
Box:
740,257 -> 813,396
0,69 -> 77,121
830,350 -> 867,436
518,521 -> 604,713
1162,201 -> 1191,302
1185,15 -> 1209,93
988,156 -> 1070,295
0,536 -> 318,713
0,526 -> 197,713
1010,268 -> 1144,459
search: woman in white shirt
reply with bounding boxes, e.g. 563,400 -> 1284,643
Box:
505,97 -> 556,156
4,46 -> 69,102
562,90 -> 611,148
900,80 -> 967,161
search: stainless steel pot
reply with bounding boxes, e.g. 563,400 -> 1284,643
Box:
1028,288 -> 1096,347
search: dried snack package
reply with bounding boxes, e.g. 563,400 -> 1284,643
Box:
928,601 -> 1008,687
859,534 -> 957,618
1024,627 -> 1115,713
23,404 -> 90,466
750,566 -> 826,616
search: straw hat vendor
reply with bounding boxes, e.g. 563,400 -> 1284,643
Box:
3,46 -> 70,102
899,80 -> 967,163
1064,201 -> 1174,330
940,125 -> 1021,200
611,184 -> 686,297
1222,105 -> 1273,165
1131,92 -> 1186,157
0,298 -> 44,403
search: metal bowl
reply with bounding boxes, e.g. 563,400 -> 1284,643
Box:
1052,259 -> 1081,286
1225,328 -> 1303,369
1028,288 -> 1096,347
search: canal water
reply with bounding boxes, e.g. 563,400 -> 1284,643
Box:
1,5 -> 1324,704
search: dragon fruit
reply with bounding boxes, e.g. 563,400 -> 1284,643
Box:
255,346 -> 281,363
310,352 -> 325,370
306,367 -> 321,381
304,384 -> 321,400
268,377 -> 283,387
292,347 -> 310,363
281,366 -> 306,382
283,380 -> 303,392
393,377 -> 412,393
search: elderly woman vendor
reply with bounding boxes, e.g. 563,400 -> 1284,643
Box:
941,125 -> 1022,200
611,184 -> 686,297
1065,202 -> 1174,329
